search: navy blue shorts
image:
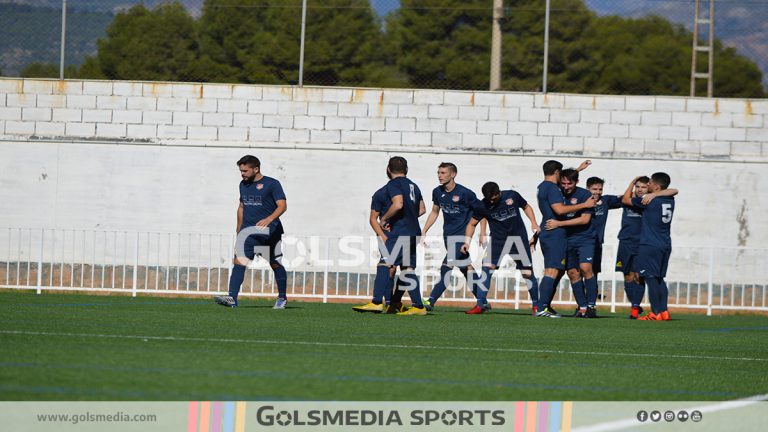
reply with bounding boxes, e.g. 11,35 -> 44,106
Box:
615,241 -> 639,274
240,232 -> 283,264
566,239 -> 595,270
539,230 -> 566,270
486,235 -> 533,269
443,236 -> 471,267
379,236 -> 418,268
636,245 -> 671,278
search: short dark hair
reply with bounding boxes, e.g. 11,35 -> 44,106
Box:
651,172 -> 671,190
586,177 -> 604,188
561,168 -> 579,182
388,156 -> 408,174
542,160 -> 563,176
237,155 -> 260,168
481,182 -> 500,199
635,176 -> 650,184
438,162 -> 457,173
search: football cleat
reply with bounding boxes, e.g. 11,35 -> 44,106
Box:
532,306 -> 538,316
482,302 -> 492,311
465,305 -> 484,314
423,299 -> 434,311
638,312 -> 660,321
536,307 -> 562,318
396,306 -> 427,316
353,302 -> 384,313
629,306 -> 640,320
573,308 -> 587,318
384,302 -> 406,314
659,310 -> 671,321
273,297 -> 287,309
214,295 -> 237,308
586,306 -> 598,318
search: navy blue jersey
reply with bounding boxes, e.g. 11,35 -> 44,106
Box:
385,176 -> 423,236
617,204 -> 644,243
432,183 -> 480,237
239,176 -> 286,235
537,181 -> 564,228
632,196 -> 675,248
370,185 -> 390,215
592,194 -> 622,244
472,190 -> 529,240
562,186 -> 595,242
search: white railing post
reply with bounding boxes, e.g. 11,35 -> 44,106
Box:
707,247 -> 714,316
132,232 -> 139,297
36,229 -> 44,295
610,244 -> 617,313
514,271 -> 521,310
323,237 -> 330,303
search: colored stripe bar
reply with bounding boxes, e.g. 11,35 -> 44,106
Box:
514,401 -> 525,432
212,402 -> 222,432
538,402 -> 549,432
223,402 -> 235,432
199,402 -> 210,432
562,401 -> 573,432
526,402 -> 537,432
187,401 -> 199,432
235,401 -> 247,432
550,402 -> 562,432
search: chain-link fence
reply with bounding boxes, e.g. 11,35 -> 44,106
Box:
0,0 -> 766,97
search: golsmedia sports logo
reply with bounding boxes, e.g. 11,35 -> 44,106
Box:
255,406 -> 505,427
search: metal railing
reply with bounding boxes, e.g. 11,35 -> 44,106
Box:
1,227 -> 766,315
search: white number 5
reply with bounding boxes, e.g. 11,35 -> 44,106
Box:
661,203 -> 673,224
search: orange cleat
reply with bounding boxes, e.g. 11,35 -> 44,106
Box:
465,305 -> 485,314
659,310 -> 671,321
630,307 -> 640,320
638,312 -> 660,321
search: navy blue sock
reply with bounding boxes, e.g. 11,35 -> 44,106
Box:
400,271 -> 423,307
659,279 -> 669,311
571,279 -> 587,308
474,267 -> 493,307
551,274 -> 564,304
644,277 -> 662,314
635,280 -> 646,306
584,276 -> 598,307
384,274 -> 395,305
538,276 -> 555,309
526,275 -> 539,309
371,265 -> 390,304
228,264 -> 246,303
428,265 -> 452,305
623,279 -> 633,305
272,263 -> 287,299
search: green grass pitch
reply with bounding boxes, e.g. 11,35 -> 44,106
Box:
1,292 -> 767,401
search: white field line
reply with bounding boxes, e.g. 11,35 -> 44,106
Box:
1,330 -> 767,363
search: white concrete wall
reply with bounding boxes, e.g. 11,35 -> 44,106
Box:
0,78 -> 766,282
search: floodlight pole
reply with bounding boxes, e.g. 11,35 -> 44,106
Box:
298,0 -> 308,87
542,0 -> 550,93
489,0 -> 503,91
59,0 -> 67,79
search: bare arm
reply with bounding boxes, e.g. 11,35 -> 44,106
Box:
478,218 -> 488,246
369,210 -> 388,242
522,203 -> 539,235
236,201 -> 243,233
421,204 -> 441,237
379,195 -> 404,226
622,177 -> 640,206
641,188 -> 679,205
461,217 -> 481,253
256,199 -> 287,227
546,213 -> 591,230
418,199 -> 426,217
551,198 -> 595,215
576,160 -> 592,172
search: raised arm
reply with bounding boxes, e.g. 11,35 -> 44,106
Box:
622,176 -> 641,206
641,188 -> 679,205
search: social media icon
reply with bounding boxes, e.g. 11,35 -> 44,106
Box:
651,411 -> 661,422
678,410 -> 689,422
691,411 -> 703,422
637,411 -> 649,422
664,411 -> 675,422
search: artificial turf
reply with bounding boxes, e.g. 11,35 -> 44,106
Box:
1,292 -> 767,401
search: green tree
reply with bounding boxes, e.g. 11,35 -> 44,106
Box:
20,62 -> 78,78
82,2 -> 210,81
199,0 -> 398,86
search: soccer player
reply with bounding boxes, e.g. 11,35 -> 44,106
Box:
353,156 -> 427,316
536,160 -> 595,318
622,173 -> 677,321
545,169 -> 598,318
586,177 -> 622,281
461,182 -> 540,314
215,155 -> 288,309
421,162 -> 481,311
615,176 -> 649,319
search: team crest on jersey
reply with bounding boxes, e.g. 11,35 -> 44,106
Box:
452,195 -> 460,202
256,184 -> 264,190
570,197 -> 578,204
505,198 -> 514,205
